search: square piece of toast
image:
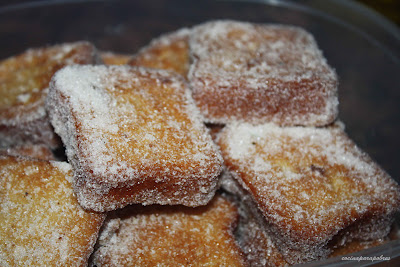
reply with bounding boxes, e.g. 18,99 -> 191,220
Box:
90,195 -> 247,266
188,20 -> 338,126
218,122 -> 400,264
0,155 -> 105,266
222,176 -> 390,266
0,42 -> 98,149
46,65 -> 223,212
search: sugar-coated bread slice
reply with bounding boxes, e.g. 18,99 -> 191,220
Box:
222,176 -> 391,266
100,51 -> 132,65
128,28 -> 191,76
0,143 -> 55,161
218,122 -> 400,264
89,195 -> 247,266
46,65 -> 223,212
188,20 -> 338,126
0,155 -> 105,266
0,42 -> 99,149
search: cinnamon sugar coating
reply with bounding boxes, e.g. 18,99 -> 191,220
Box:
218,122 -> 400,264
222,175 -> 392,266
46,65 -> 223,212
188,20 -> 338,126
128,28 -> 191,76
0,155 -> 105,266
0,42 -> 98,149
90,195 -> 247,266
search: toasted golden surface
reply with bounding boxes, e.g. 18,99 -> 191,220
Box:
128,28 -> 190,76
91,195 -> 246,267
0,42 -> 97,148
100,51 -> 131,65
218,122 -> 400,263
46,65 -> 222,211
0,143 -> 55,160
188,20 -> 338,126
0,155 -> 105,267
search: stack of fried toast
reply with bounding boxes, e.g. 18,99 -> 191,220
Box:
1,20 -> 399,266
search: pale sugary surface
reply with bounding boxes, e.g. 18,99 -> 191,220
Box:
128,28 -> 191,76
189,20 -> 338,126
0,156 -> 105,267
218,122 -> 400,263
46,65 -> 222,211
90,195 -> 246,266
0,41 -> 97,148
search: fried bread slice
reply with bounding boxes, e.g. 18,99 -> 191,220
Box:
0,143 -> 55,161
188,20 -> 338,126
218,122 -> 400,264
100,51 -> 131,65
223,177 -> 391,266
237,195 -> 389,266
0,42 -> 98,148
90,195 -> 247,266
128,28 -> 191,76
0,155 -> 105,266
46,65 -> 223,212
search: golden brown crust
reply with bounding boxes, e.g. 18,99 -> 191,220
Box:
128,28 -> 190,77
90,195 -> 247,266
46,65 -> 223,212
0,42 -> 98,148
0,155 -> 105,266
100,51 -> 132,65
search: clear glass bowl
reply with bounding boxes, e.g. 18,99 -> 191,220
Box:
1,0 -> 399,265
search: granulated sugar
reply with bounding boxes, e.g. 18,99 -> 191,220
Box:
188,20 -> 338,126
0,156 -> 104,266
90,195 -> 246,266
46,65 -> 222,211
218,122 -> 400,264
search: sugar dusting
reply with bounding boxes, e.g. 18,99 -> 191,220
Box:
0,156 -> 104,266
90,195 -> 246,266
219,122 -> 400,263
46,65 -> 222,211
188,20 -> 338,125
